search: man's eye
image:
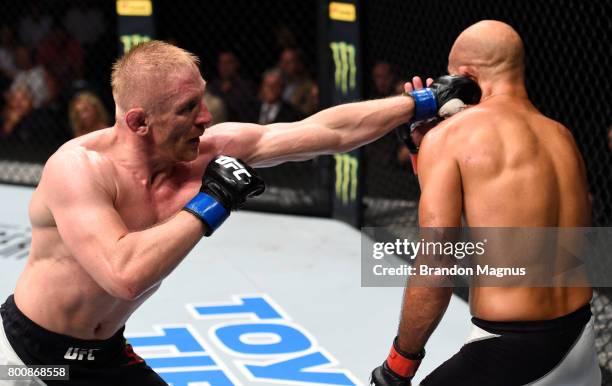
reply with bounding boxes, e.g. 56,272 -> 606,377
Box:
181,102 -> 197,114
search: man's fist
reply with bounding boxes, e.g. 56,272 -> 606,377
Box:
370,362 -> 412,386
202,155 -> 265,210
370,338 -> 424,386
184,155 -> 265,236
409,75 -> 481,121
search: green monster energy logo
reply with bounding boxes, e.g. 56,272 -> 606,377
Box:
329,42 -> 357,95
334,153 -> 358,204
120,34 -> 152,53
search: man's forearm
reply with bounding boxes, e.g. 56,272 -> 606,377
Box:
238,95 -> 415,167
305,95 -> 414,152
113,211 -> 205,299
397,286 -> 453,353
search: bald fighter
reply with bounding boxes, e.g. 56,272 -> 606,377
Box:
371,21 -> 600,385
0,41 -> 479,385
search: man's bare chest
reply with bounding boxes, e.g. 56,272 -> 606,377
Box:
114,173 -> 202,230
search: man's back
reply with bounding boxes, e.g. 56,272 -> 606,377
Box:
442,95 -> 592,320
455,95 -> 590,227
371,21 -> 601,386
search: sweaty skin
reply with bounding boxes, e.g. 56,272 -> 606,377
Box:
424,95 -> 592,320
15,61 -> 415,340
397,20 -> 592,355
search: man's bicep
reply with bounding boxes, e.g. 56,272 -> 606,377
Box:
203,122 -> 265,162
52,192 -> 127,260
206,121 -> 333,166
417,139 -> 462,227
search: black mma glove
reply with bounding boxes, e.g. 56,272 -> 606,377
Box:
370,337 -> 425,386
398,75 -> 481,155
408,75 -> 481,121
183,155 -> 265,236
396,117 -> 442,154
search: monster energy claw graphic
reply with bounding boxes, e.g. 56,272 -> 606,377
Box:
120,34 -> 152,53
330,42 -> 357,95
334,154 -> 358,204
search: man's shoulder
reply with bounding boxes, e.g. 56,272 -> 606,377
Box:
445,104 -> 497,129
40,144 -> 118,206
57,132 -> 106,159
419,106 -> 497,155
45,138 -> 114,185
440,104 -> 504,138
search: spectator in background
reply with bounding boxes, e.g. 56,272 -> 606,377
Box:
278,48 -> 316,116
304,83 -> 320,115
256,68 -> 301,124
395,79 -> 409,95
274,25 -> 298,51
208,51 -> 257,122
68,91 -> 110,137
38,21 -> 85,90
371,61 -> 397,98
1,86 -> 33,138
363,61 -> 410,197
10,45 -> 49,108
18,0 -> 52,50
0,84 -> 68,161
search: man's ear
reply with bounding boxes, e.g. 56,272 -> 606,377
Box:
457,65 -> 478,82
125,108 -> 148,135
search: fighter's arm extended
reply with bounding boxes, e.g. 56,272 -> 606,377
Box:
205,95 -> 415,166
43,150 -> 206,301
396,128 -> 462,354
370,126 -> 462,385
204,75 -> 480,167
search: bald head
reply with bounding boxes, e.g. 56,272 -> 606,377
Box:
449,20 -> 525,81
111,40 -> 200,116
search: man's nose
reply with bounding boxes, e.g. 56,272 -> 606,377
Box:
196,101 -> 213,126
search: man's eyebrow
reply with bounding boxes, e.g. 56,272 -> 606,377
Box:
178,96 -> 199,110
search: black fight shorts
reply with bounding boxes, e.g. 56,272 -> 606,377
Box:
0,295 -> 167,386
420,304 -> 600,386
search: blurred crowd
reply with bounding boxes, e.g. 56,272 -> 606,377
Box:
0,0 -> 110,162
1,0 -> 609,180
204,47 -> 318,126
0,0 -> 324,163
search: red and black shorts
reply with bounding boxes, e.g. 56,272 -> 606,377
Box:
0,294 -> 167,386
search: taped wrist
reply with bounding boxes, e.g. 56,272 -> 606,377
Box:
385,337 -> 425,379
183,192 -> 230,236
406,88 -> 437,121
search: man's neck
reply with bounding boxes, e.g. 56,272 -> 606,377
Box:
110,126 -> 176,187
478,80 -> 528,101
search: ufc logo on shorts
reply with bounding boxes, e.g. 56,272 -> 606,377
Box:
215,156 -> 252,180
64,347 -> 99,361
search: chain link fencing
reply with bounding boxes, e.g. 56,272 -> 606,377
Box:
155,0 -> 329,215
0,0 -> 116,183
0,0 -> 329,215
361,0 -> 612,382
0,0 -> 610,382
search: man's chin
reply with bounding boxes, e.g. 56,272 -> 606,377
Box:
178,148 -> 199,162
